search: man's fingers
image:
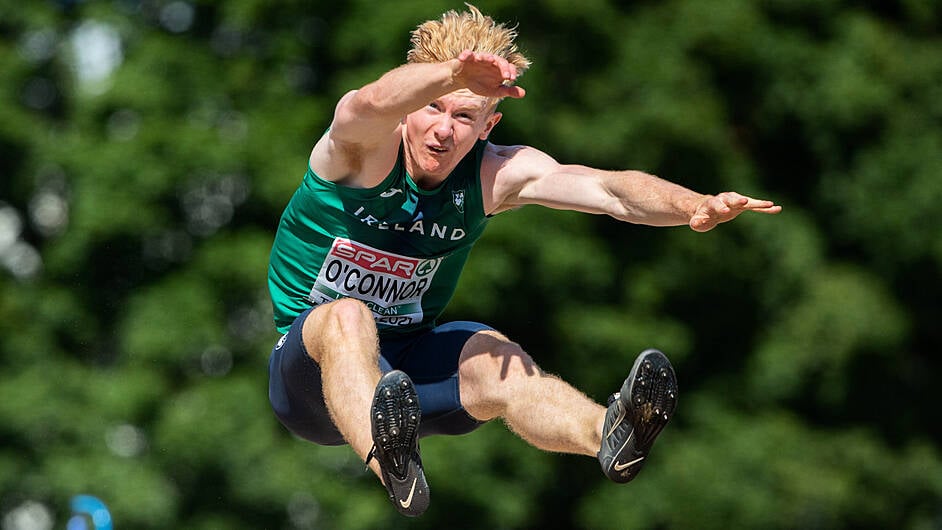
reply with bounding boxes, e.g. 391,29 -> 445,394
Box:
740,197 -> 774,208
739,198 -> 781,214
706,196 -> 732,214
484,55 -> 516,82
718,194 -> 781,213
691,193 -> 781,232
499,85 -> 526,99
689,215 -> 714,232
459,50 -> 517,80
714,193 -> 747,207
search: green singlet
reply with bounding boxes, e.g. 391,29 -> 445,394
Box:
268,138 -> 490,335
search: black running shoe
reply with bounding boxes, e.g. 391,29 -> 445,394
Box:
365,370 -> 429,517
598,349 -> 677,483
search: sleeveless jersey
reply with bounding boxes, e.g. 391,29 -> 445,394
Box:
268,139 -> 490,335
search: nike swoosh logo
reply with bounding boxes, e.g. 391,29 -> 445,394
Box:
613,456 -> 644,472
399,478 -> 418,509
605,407 -> 626,439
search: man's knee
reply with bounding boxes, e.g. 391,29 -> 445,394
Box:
457,331 -> 540,419
459,331 -> 539,381
320,298 -> 374,330
303,298 -> 377,363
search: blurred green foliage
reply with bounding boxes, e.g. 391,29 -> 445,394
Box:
1,0 -> 940,528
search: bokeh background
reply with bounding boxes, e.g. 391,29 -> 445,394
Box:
1,0 -> 941,528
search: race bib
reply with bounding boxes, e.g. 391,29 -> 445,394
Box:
309,238 -> 442,328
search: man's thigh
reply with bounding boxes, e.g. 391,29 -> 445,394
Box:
268,307 -> 355,445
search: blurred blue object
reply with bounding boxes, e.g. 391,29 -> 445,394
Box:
66,515 -> 88,530
69,495 -> 113,530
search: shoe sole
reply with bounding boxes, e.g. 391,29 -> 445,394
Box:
608,349 -> 677,482
371,370 -> 429,517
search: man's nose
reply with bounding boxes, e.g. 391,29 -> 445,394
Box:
433,116 -> 454,139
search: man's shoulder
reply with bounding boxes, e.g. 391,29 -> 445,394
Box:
482,142 -> 556,179
483,141 -> 527,159
481,142 -> 525,175
309,126 -> 403,188
480,142 -> 562,214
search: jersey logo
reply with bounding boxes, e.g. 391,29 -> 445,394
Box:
452,189 -> 465,213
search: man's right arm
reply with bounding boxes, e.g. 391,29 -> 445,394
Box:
309,64 -> 458,185
310,52 -> 525,184
329,62 -> 461,148
331,52 -> 524,147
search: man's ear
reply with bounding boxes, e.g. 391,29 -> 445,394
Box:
479,112 -> 502,140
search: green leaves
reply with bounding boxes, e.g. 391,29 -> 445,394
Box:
749,264 -> 908,405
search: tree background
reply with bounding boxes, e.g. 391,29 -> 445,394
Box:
1,0 -> 940,528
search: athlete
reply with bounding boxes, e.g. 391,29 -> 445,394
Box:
267,5 -> 780,517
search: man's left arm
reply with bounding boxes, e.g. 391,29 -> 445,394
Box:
483,144 -> 781,231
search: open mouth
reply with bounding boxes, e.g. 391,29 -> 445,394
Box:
427,144 -> 448,154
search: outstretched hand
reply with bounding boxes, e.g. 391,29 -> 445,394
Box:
689,192 -> 782,232
453,50 -> 526,99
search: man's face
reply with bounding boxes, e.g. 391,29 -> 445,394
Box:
402,89 -> 501,183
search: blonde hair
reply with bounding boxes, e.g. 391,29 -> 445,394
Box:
407,4 -> 531,76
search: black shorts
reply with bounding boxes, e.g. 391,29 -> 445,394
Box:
268,307 -> 491,446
